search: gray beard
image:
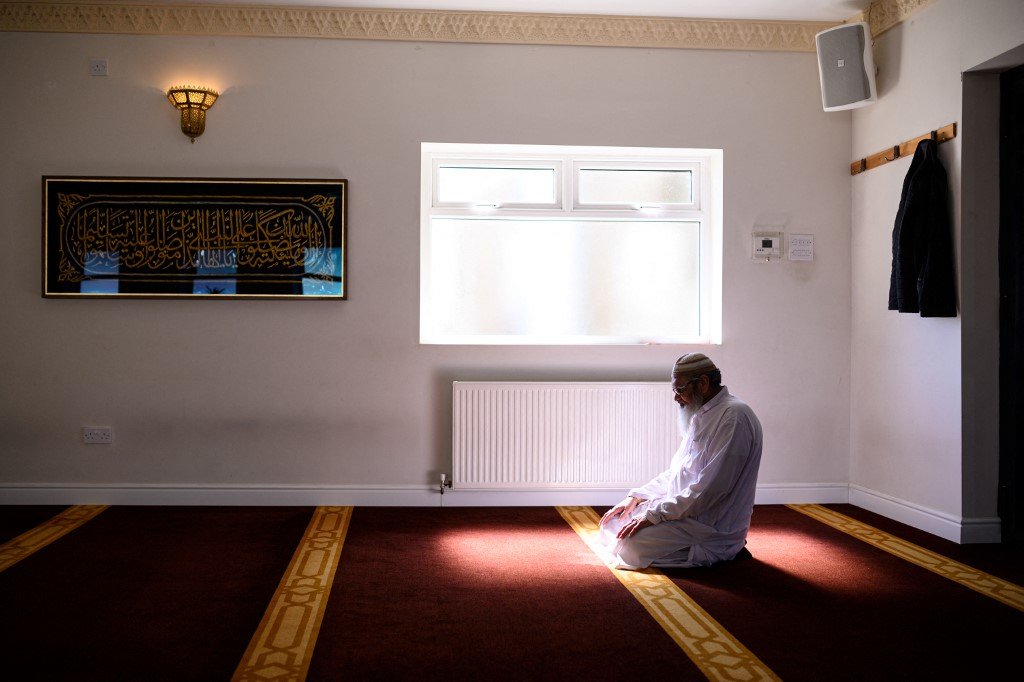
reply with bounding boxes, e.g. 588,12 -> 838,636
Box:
676,396 -> 704,436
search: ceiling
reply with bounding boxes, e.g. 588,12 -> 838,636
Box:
173,1 -> 872,22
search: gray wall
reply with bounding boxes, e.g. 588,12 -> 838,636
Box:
1,31 -> 853,500
850,0 -> 1024,538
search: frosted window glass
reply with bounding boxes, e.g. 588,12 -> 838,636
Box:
578,169 -> 692,205
437,166 -> 556,204
428,219 -> 700,339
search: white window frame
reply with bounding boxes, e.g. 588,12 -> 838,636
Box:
420,143 -> 723,345
432,158 -> 563,210
572,160 -> 701,211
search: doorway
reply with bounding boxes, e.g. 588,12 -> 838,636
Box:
999,62 -> 1024,544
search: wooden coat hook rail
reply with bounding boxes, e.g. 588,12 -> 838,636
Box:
850,122 -> 957,175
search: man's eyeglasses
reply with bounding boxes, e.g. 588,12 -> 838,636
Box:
673,378 -> 699,396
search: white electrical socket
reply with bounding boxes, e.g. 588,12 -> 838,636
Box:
82,426 -> 113,444
88,58 -> 108,76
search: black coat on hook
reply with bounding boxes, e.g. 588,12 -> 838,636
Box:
887,139 -> 957,317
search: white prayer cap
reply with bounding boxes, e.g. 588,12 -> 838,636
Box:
672,353 -> 718,381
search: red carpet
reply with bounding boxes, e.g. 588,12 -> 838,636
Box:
666,505 -> 1024,680
307,507 -> 701,680
0,505 -> 70,544
1,504 -> 1021,680
823,503 -> 1024,584
1,506 -> 314,680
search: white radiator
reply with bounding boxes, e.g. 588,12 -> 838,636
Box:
452,382 -> 678,490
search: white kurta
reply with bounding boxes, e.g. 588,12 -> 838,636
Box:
599,386 -> 763,569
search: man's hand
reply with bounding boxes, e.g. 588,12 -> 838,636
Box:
616,516 -> 653,539
600,497 -> 641,526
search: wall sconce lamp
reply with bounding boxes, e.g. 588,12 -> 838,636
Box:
166,85 -> 219,143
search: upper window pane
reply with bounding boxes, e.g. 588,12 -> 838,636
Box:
578,168 -> 692,205
436,166 -> 557,205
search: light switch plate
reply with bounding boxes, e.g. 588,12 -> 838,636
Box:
788,233 -> 814,261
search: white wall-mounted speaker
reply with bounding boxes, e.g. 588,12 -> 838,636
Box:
815,22 -> 877,112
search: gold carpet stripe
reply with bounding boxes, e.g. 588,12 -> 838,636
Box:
232,506 -> 353,681
788,504 -> 1024,612
0,505 -> 108,572
556,506 -> 780,682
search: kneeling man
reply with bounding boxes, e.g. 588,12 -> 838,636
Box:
599,353 -> 763,569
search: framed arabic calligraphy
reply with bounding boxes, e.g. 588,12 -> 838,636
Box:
42,177 -> 347,299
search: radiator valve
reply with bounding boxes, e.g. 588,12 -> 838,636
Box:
440,473 -> 453,495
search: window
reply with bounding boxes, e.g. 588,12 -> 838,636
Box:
420,143 -> 722,345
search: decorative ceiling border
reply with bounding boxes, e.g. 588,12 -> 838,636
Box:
852,0 -> 937,38
0,2 -> 838,52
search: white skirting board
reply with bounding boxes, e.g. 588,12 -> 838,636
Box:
0,484 -> 438,507
0,483 -> 1003,543
848,485 -> 1001,544
0,482 -> 848,507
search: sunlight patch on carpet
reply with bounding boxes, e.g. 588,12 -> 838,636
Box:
436,526 -> 607,582
742,525 -> 901,595
557,505 -> 780,682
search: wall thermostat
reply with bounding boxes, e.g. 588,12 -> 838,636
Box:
752,231 -> 784,261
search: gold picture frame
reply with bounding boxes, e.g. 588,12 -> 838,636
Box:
42,176 -> 347,299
